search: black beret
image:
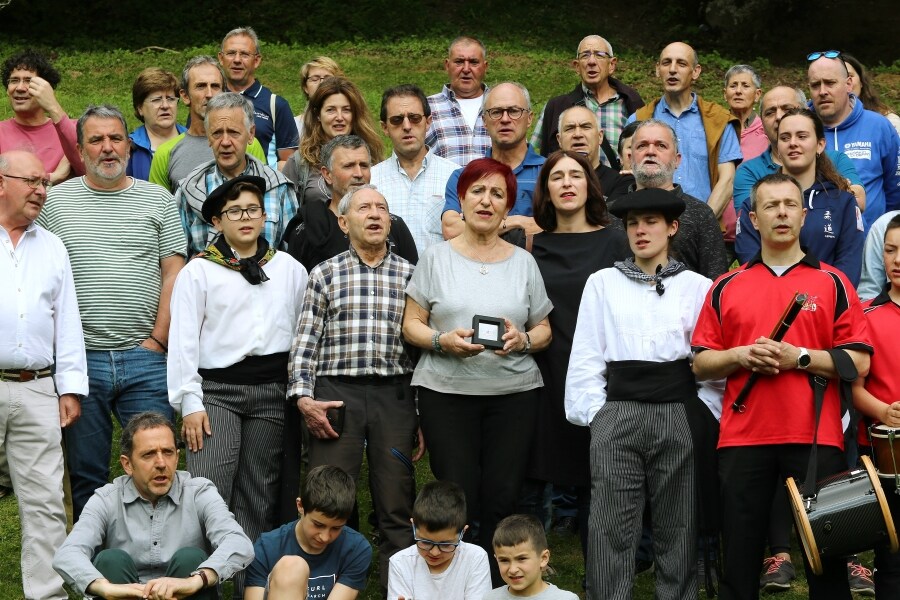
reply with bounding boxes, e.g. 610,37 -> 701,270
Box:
608,187 -> 685,221
201,175 -> 267,224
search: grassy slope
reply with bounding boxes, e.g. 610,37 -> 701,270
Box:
0,38 -> 893,598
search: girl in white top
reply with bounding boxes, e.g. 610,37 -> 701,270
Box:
566,188 -> 723,599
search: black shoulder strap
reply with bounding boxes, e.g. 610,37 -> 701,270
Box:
801,349 -> 858,496
600,135 -> 621,171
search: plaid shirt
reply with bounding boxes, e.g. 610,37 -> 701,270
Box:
425,84 -> 491,166
530,83 -> 630,166
370,148 -> 460,254
175,155 -> 298,255
288,245 -> 415,399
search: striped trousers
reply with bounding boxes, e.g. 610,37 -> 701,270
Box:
587,400 -> 697,600
185,380 -> 286,599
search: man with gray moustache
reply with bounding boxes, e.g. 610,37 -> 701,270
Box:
624,118 -> 728,279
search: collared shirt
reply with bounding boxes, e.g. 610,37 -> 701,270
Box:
370,148 -> 459,253
53,471 -> 254,595
236,79 -> 300,168
630,93 -> 742,201
175,155 -> 299,255
530,83 -> 629,165
0,223 -> 88,395
566,268 -> 722,426
288,245 -> 415,399
425,84 -> 491,167
168,251 -> 308,416
442,145 -> 546,217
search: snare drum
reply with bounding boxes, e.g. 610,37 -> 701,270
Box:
786,455 -> 898,575
870,424 -> 900,478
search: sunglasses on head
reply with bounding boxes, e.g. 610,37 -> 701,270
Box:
807,50 -> 841,61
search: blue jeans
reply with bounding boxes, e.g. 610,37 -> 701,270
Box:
66,346 -> 172,521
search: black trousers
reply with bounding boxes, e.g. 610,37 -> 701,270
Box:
417,387 -> 539,587
718,444 -> 851,600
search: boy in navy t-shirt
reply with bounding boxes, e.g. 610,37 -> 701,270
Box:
245,465 -> 372,600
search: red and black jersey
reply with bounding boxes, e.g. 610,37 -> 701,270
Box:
692,253 -> 873,449
857,291 -> 900,446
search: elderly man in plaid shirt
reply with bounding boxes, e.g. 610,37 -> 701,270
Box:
424,36 -> 491,167
289,184 -> 421,591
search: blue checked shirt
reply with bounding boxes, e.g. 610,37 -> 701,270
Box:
288,245 -> 415,399
425,84 -> 491,167
370,148 -> 459,254
175,155 -> 299,255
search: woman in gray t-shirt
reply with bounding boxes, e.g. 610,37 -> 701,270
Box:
403,158 -> 552,586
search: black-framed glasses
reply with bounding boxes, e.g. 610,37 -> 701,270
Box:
483,106 -> 529,121
413,525 -> 463,553
220,206 -> 263,220
807,50 -> 841,61
577,50 -> 613,61
387,113 -> 425,126
1,173 -> 52,191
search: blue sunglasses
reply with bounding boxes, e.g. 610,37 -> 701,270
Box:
807,50 -> 841,61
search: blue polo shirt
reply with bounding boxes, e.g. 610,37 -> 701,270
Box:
442,145 -> 546,217
237,79 -> 300,168
628,93 -> 742,202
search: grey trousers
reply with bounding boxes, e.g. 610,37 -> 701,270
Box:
186,380 -> 286,599
587,400 -> 697,600
308,375 -> 417,589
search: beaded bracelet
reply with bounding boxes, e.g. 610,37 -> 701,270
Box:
431,330 -> 445,353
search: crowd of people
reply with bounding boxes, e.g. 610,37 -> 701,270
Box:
2,26 -> 900,600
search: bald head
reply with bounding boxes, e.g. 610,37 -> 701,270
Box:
807,56 -> 852,127
760,86 -> 806,143
0,150 -> 49,230
657,42 -> 701,96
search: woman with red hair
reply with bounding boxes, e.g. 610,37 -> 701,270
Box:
402,157 -> 553,586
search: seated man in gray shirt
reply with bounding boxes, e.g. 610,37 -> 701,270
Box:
53,412 -> 254,599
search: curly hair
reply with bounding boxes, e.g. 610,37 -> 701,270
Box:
2,49 -> 61,88
299,76 -> 383,167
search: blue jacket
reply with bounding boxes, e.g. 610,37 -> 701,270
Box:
127,124 -> 187,181
735,179 -> 865,285
815,96 -> 900,232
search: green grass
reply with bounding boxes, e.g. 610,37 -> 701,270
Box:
0,38 -> 895,598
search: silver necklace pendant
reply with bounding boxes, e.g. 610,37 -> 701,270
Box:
479,264 -> 488,275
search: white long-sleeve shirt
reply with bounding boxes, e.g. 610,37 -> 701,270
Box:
565,267 -> 724,426
167,251 -> 307,416
0,223 -> 87,396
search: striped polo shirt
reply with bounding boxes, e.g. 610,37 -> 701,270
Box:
38,176 -> 187,351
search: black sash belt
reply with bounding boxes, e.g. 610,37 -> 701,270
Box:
606,359 -> 696,403
199,352 -> 289,385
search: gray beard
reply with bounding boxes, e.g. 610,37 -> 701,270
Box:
634,162 -> 675,189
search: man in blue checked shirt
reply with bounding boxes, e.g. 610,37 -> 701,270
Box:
175,92 -> 298,256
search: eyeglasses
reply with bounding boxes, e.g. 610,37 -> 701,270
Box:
1,173 -> 52,191
305,75 -> 329,84
577,50 -> 613,61
222,50 -> 258,61
146,95 -> 178,106
807,50 -> 841,61
220,206 -> 263,220
483,106 -> 529,121
413,526 -> 463,553
387,113 -> 425,126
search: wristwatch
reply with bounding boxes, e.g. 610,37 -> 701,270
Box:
797,347 -> 811,370
190,569 -> 210,589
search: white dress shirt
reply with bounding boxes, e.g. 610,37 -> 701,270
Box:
0,223 -> 87,396
565,267 -> 724,427
168,251 -> 308,416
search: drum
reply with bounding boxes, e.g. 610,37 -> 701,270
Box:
870,424 -> 900,478
787,455 -> 898,575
